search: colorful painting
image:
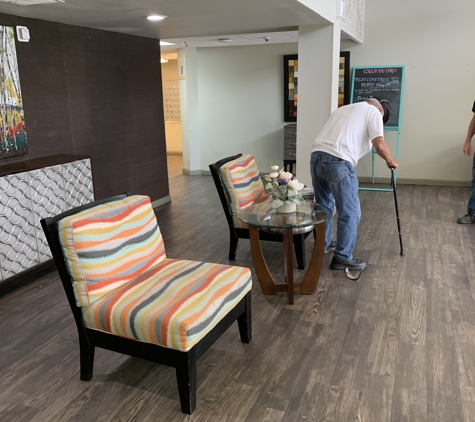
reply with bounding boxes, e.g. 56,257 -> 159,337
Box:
284,52 -> 350,120
338,52 -> 350,108
0,26 -> 27,159
283,54 -> 298,122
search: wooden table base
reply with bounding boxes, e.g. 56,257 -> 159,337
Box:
248,222 -> 326,304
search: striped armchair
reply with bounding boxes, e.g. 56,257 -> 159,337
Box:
41,194 -> 252,415
209,153 -> 309,269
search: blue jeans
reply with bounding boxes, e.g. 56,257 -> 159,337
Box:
310,151 -> 361,261
468,153 -> 475,215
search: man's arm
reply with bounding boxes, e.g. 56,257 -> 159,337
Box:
372,136 -> 399,169
463,113 -> 475,156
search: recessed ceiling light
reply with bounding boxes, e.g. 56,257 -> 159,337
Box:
160,41 -> 174,46
147,15 -> 167,21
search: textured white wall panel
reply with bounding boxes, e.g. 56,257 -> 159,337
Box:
28,165 -> 67,263
62,159 -> 94,208
0,158 -> 95,281
0,172 -> 40,280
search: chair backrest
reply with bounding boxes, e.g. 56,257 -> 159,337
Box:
210,154 -> 268,229
209,153 -> 243,231
219,154 -> 268,228
42,195 -> 166,308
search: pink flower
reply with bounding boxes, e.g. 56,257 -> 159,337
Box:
271,165 -> 279,171
269,172 -> 279,178
280,172 -> 293,180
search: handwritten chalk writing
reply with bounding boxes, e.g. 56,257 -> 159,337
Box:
363,68 -> 398,74
355,77 -> 391,83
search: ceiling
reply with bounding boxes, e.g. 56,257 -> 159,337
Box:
0,0 -> 332,56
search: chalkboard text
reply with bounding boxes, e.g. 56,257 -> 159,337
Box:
363,68 -> 398,74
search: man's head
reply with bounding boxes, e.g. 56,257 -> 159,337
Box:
366,97 -> 391,124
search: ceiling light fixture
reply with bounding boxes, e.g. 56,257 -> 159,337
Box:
147,14 -> 167,21
159,41 -> 174,46
160,57 -> 168,63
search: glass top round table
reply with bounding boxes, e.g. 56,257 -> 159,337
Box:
237,201 -> 332,305
238,201 -> 332,233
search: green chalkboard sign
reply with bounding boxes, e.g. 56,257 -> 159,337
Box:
350,65 -> 405,129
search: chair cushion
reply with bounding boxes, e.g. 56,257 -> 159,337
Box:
58,195 -> 166,307
219,154 -> 269,229
82,258 -> 252,352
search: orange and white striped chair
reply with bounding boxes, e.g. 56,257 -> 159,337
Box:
209,153 -> 309,269
41,194 -> 252,415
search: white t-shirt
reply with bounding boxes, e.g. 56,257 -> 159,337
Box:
310,102 -> 384,167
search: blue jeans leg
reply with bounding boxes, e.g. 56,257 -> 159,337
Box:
468,153 -> 475,215
310,152 -> 334,248
310,152 -> 360,261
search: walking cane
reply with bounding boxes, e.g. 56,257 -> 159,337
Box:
391,168 -> 404,256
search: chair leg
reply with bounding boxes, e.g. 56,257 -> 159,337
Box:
176,349 -> 197,415
229,232 -> 239,261
237,292 -> 252,343
293,234 -> 306,270
79,336 -> 95,381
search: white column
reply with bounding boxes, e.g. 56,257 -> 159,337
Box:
296,22 -> 341,187
178,47 -> 201,176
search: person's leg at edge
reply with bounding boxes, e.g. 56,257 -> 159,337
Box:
458,153 -> 475,223
310,152 -> 334,248
468,153 -> 475,215
327,162 -> 361,262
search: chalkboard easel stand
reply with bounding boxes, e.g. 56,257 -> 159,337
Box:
349,65 -> 405,193
359,127 -> 400,192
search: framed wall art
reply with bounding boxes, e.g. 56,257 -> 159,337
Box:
283,52 -> 350,122
0,26 -> 28,159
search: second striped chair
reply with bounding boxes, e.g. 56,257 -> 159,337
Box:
209,153 -> 309,269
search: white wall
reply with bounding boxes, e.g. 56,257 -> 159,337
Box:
342,0 -> 475,184
197,44 -> 298,173
161,59 -> 183,154
196,0 -> 475,184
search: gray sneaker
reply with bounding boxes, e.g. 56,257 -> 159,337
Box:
324,240 -> 337,255
330,256 -> 367,270
457,213 -> 475,224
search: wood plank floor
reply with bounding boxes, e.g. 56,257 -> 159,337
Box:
2,154 -> 475,421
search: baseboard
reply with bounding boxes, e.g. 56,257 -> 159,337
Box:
152,196 -> 171,208
358,176 -> 471,187
0,260 -> 56,298
198,170 -> 470,187
183,168 -> 202,176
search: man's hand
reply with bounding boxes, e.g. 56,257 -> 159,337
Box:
386,159 -> 399,170
463,140 -> 472,156
372,136 -> 399,170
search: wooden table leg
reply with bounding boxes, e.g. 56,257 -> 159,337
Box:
284,228 -> 294,304
248,225 -> 277,295
300,221 -> 325,294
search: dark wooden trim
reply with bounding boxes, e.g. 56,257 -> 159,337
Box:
0,154 -> 91,177
0,260 -> 55,298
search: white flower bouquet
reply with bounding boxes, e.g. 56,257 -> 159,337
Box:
264,165 -> 305,209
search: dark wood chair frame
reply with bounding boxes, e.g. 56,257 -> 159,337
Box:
209,153 -> 311,270
40,193 -> 252,415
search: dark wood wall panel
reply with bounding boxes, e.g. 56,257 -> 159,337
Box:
0,13 -> 169,202
119,34 -> 168,199
13,17 -> 73,158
